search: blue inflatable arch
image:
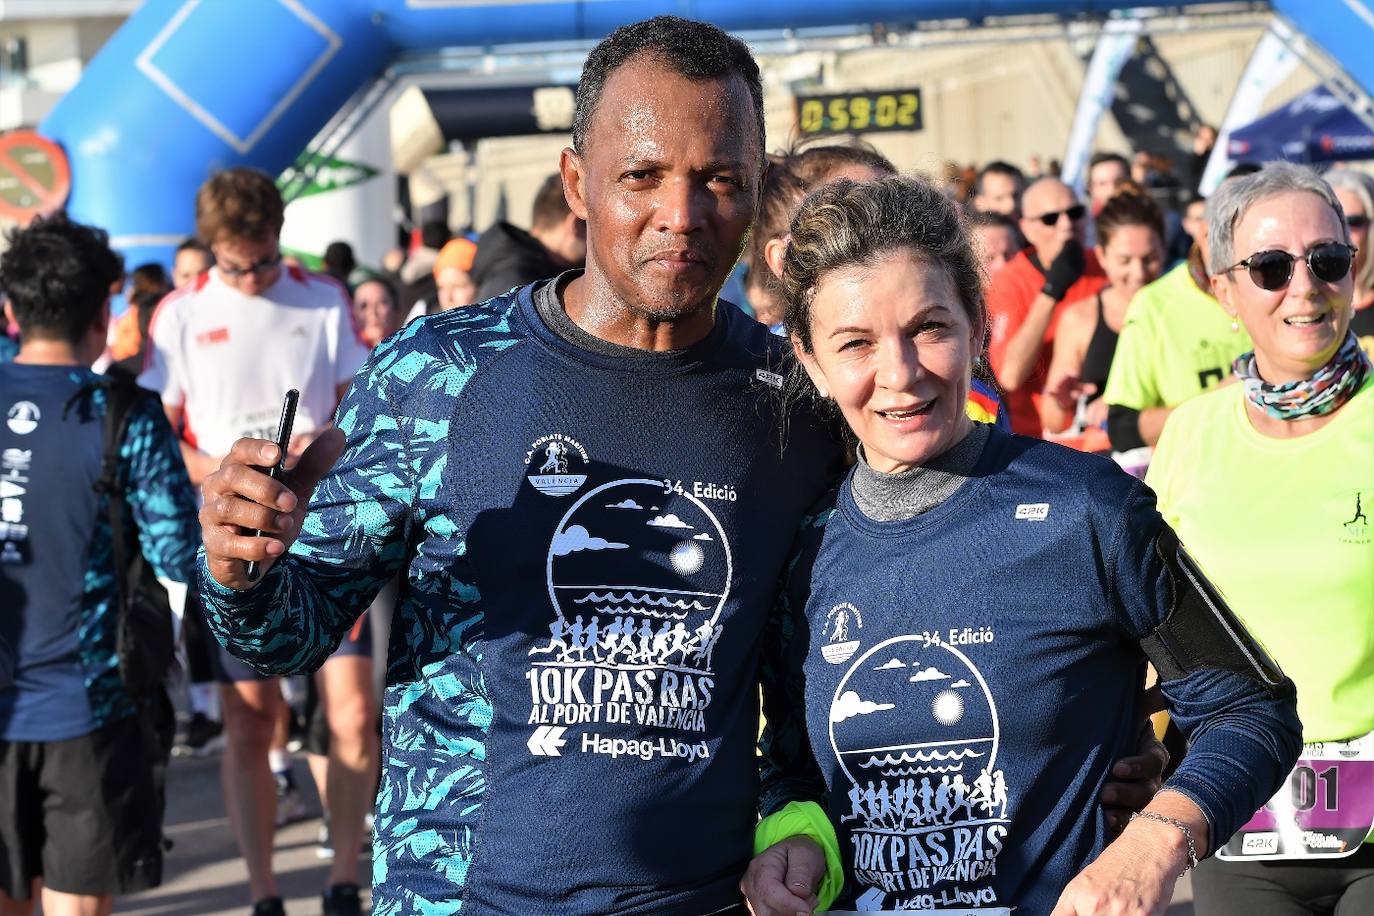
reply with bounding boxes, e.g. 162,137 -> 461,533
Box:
40,0 -> 1353,270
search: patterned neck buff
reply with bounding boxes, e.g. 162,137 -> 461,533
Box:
1233,330 -> 1371,421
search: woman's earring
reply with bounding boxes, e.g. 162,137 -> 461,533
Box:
1228,313 -> 1240,332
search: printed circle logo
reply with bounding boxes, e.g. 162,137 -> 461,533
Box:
829,635 -> 1007,835
538,478 -> 733,672
524,433 -> 589,496
6,402 -> 39,436
822,602 -> 864,665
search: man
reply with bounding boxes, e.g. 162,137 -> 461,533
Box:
1087,151 -> 1130,215
197,18 -> 1164,915
470,172 -> 587,300
1104,188 -> 1252,453
972,160 -> 1025,217
987,177 -> 1107,436
140,168 -> 376,916
968,209 -> 1023,278
0,213 -> 199,916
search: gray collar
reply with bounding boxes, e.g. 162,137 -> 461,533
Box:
849,423 -> 992,522
532,272 -> 687,359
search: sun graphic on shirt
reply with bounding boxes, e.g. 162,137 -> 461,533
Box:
932,689 -> 965,725
669,540 -> 705,575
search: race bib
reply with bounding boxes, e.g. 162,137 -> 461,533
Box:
1218,730 -> 1374,860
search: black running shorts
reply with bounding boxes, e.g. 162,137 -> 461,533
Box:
0,714 -> 163,899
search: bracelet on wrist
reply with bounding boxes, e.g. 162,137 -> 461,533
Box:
1129,810 -> 1198,876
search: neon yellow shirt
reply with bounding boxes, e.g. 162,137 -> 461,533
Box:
1104,261 -> 1252,411
1147,376 -> 1374,744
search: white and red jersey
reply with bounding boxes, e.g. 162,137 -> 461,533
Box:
139,266 -> 370,457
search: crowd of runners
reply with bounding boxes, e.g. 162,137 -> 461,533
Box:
0,12 -> 1370,916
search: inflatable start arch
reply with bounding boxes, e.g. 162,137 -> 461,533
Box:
39,0 -> 1315,269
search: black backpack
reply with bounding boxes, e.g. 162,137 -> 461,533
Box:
91,376 -> 177,698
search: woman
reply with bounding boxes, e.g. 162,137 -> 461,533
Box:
744,176 -> 1301,915
1149,162 -> 1374,914
1042,187 -> 1166,451
351,276 -> 404,350
1324,168 -> 1374,354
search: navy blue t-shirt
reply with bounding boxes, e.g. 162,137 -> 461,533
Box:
760,430 -> 1300,914
200,283 -> 845,914
0,364 -> 199,741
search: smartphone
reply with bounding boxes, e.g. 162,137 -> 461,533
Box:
246,389 -> 299,582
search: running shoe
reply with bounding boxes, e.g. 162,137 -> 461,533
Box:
321,882 -> 362,916
274,774 -> 309,827
184,713 -> 222,755
251,897 -> 285,916
315,815 -> 334,860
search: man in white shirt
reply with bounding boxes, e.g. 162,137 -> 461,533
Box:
140,168 -> 375,916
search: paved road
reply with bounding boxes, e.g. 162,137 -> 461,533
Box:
114,747 -> 1197,916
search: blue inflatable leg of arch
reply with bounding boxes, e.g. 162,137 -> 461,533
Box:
41,0 -> 1221,272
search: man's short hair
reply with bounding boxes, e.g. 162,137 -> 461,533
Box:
1089,152 -> 1130,175
195,167 -> 285,244
975,161 -> 1025,196
572,16 -> 764,160
176,236 -> 212,259
967,210 -> 1019,232
0,212 -> 124,345
531,174 -> 572,231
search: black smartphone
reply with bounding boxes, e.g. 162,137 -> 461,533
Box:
246,389 -> 299,582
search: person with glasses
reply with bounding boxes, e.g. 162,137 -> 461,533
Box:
1325,169 -> 1374,356
1148,162 -> 1374,915
139,168 -> 375,916
987,177 -> 1106,436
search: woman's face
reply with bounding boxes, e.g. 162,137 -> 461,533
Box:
436,266 -> 477,311
1335,187 -> 1369,282
1096,223 -> 1164,302
795,249 -> 978,474
1213,191 -> 1353,384
353,280 -> 400,348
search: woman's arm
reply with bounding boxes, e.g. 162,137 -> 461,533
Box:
1039,298 -> 1094,433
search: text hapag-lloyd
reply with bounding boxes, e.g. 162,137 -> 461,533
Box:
582,733 -> 711,762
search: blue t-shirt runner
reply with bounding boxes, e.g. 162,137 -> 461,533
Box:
759,426 -> 1300,914
0,364 -> 199,741
199,277 -> 843,914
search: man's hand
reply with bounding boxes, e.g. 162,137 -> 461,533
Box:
200,429 -> 346,590
741,836 -> 825,916
1101,717 -> 1169,834
1042,243 -> 1086,302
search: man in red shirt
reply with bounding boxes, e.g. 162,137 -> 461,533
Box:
987,177 -> 1107,436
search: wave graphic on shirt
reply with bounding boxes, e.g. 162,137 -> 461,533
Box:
573,591 -> 714,611
857,746 -> 986,769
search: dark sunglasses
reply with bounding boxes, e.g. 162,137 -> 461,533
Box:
1223,242 -> 1357,292
1030,204 -> 1086,227
217,251 -> 282,278
1348,214 -> 1371,230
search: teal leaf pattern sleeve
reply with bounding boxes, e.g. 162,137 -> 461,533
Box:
123,392 -> 200,584
197,325 -> 424,676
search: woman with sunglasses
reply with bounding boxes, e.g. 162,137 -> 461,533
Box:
1325,169 -> 1374,356
1148,162 -> 1374,915
743,175 -> 1300,916
1040,185 -> 1166,452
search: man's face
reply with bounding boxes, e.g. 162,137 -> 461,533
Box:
562,56 -> 762,321
212,234 -> 281,297
1088,159 -> 1128,210
973,224 -> 1021,276
1019,179 -> 1083,265
974,172 -> 1020,217
173,248 -> 212,289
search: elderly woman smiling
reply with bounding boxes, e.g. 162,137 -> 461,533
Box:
743,176 -> 1301,916
1148,163 -> 1374,915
